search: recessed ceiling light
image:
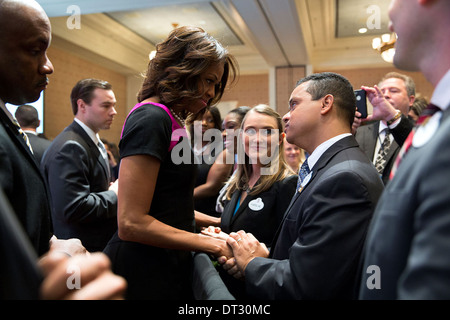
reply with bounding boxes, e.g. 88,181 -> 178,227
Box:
359,28 -> 368,34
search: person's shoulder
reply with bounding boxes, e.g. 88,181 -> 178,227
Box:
356,120 -> 378,135
51,124 -> 84,145
129,103 -> 171,121
125,103 -> 172,133
281,173 -> 298,184
37,136 -> 52,146
273,173 -> 297,191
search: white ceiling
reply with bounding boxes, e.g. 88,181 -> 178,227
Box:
37,0 -> 394,76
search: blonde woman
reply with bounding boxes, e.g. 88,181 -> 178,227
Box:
202,104 -> 297,298
284,137 -> 306,172
203,105 -> 297,245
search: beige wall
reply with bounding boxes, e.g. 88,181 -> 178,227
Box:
44,46 -> 127,145
316,66 -> 434,101
44,47 -> 271,142
275,66 -> 307,117
221,73 -> 269,108
43,46 -> 434,146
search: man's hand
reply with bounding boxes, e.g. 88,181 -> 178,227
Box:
361,85 -> 398,122
49,236 -> 88,257
109,179 -> 119,195
38,251 -> 126,300
221,231 -> 269,278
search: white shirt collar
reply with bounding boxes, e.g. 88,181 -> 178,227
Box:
378,121 -> 389,134
23,130 -> 37,135
306,133 -> 352,170
74,118 -> 100,145
431,68 -> 450,111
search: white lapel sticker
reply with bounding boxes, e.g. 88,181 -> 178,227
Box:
249,198 -> 264,211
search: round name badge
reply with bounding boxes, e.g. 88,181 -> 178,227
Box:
249,198 -> 264,211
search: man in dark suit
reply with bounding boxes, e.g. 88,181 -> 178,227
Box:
14,104 -> 51,163
0,0 -> 55,257
359,0 -> 450,299
220,72 -> 384,299
0,0 -> 126,299
354,72 -> 415,185
41,78 -> 118,252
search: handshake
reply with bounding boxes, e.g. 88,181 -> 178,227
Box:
201,226 -> 270,279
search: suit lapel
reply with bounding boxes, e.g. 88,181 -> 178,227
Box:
221,191 -> 238,227
71,121 -> 111,183
269,135 -> 359,255
367,122 -> 379,161
0,107 -> 40,171
228,190 -> 250,224
386,139 -> 399,160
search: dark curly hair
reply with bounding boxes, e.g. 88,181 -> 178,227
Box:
137,26 -> 238,119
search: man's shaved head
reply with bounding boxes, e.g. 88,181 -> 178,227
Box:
0,0 -> 53,105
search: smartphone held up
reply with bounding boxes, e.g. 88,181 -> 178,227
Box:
354,89 -> 368,119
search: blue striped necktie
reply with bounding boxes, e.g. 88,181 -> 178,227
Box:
296,160 -> 310,192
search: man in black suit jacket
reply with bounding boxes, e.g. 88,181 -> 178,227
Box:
359,0 -> 450,299
355,72 -> 415,185
14,104 -> 52,163
0,0 -> 55,257
220,72 -> 384,299
41,79 -> 118,252
0,102 -> 52,257
0,0 -> 126,300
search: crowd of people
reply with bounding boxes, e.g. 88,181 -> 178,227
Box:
1,0 -> 450,301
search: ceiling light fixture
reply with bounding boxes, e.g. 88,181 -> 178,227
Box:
372,32 -> 397,63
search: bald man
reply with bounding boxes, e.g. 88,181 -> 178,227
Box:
0,0 -> 126,299
0,0 -> 54,256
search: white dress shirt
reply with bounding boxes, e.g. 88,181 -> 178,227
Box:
74,118 -> 107,160
306,133 -> 353,171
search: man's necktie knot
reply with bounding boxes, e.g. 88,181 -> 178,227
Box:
374,128 -> 391,175
296,160 -> 311,192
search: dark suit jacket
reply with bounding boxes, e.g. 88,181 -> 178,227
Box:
26,132 -> 52,164
355,116 -> 414,184
0,107 -> 51,256
359,106 -> 450,299
244,135 -> 384,300
41,121 -> 117,252
221,175 -> 297,247
0,187 -> 43,299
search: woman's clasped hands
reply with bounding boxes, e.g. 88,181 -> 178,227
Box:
201,227 -> 270,279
